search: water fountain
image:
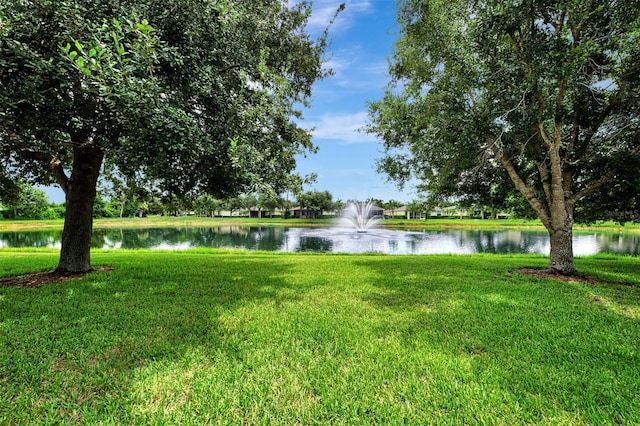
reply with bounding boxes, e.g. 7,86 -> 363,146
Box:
339,201 -> 381,233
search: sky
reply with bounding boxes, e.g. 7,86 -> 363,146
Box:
45,0 -> 413,204
295,0 -> 415,203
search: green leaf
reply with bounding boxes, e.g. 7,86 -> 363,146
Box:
136,20 -> 154,34
2,0 -> 331,215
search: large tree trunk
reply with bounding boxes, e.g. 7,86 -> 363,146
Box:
56,143 -> 103,273
548,224 -> 576,274
495,144 -> 578,275
546,191 -> 577,274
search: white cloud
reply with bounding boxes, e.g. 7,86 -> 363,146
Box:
307,4 -> 343,31
322,56 -> 349,74
309,111 -> 377,143
330,168 -> 371,178
321,43 -> 390,92
336,61 -> 389,91
305,0 -> 373,34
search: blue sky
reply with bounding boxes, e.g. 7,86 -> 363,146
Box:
296,0 -> 415,203
45,0 -> 412,204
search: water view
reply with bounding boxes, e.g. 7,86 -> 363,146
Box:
1,226 -> 638,256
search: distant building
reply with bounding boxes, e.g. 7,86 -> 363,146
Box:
291,207 -> 322,219
385,205 -> 471,219
248,208 -> 267,218
248,208 -> 284,218
343,203 -> 384,219
367,204 -> 385,218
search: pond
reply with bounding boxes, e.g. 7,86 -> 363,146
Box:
1,225 -> 639,256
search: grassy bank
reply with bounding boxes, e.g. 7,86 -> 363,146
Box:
1,250 -> 639,424
0,216 -> 336,231
2,215 -> 640,233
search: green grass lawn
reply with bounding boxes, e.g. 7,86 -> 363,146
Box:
1,250 -> 639,424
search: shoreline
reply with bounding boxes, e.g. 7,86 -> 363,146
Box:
1,216 -> 639,233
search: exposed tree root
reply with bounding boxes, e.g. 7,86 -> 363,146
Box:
0,267 -> 113,288
514,267 -> 632,286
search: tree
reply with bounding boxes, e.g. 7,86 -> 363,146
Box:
258,192 -> 284,218
297,190 -> 335,217
1,183 -> 54,219
92,194 -> 116,219
226,196 -> 244,217
333,199 -> 345,214
162,194 -> 189,217
281,172 -> 317,218
575,155 -> 640,224
1,0 -> 340,272
368,0 -> 640,275
366,198 -> 386,208
242,194 -> 258,216
194,194 -> 223,217
406,199 -> 428,219
384,199 -> 403,218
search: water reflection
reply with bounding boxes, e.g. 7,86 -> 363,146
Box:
1,226 -> 639,256
0,229 -> 63,249
95,226 -> 288,251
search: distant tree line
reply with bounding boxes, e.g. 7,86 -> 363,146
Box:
0,183 -> 63,220
0,184 -> 345,220
4,183 -> 634,223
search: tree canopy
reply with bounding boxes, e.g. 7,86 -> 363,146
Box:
0,182 -> 57,219
297,190 -> 337,215
0,0 -> 339,271
368,0 -> 640,274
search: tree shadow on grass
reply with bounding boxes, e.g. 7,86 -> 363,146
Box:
349,255 -> 640,424
0,253 -> 314,424
2,253 -> 639,423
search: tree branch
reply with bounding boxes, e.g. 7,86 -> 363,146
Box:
536,122 -> 554,148
555,77 -> 568,113
488,136 -> 550,227
508,32 -> 530,73
576,81 -> 628,157
19,150 -> 70,194
535,159 -> 552,203
553,77 -> 568,152
564,116 -> 579,163
508,30 -> 546,116
570,144 -> 640,204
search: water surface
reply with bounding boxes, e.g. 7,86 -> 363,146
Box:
1,226 -> 638,256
